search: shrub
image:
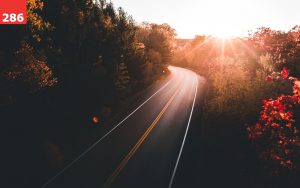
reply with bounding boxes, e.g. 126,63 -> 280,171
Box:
247,67 -> 300,173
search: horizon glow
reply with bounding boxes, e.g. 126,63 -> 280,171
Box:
111,0 -> 300,39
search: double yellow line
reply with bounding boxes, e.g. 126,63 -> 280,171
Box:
102,88 -> 180,188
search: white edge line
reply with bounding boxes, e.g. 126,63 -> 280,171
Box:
41,78 -> 174,188
168,74 -> 198,188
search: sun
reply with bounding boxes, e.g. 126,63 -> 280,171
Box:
175,1 -> 249,39
212,29 -> 237,39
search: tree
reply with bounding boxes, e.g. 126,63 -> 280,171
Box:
0,0 -> 56,99
138,23 -> 176,64
3,42 -> 57,94
249,27 -> 300,75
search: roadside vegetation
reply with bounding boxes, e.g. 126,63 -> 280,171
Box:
0,0 -> 176,186
173,27 -> 300,187
1,1 -> 300,187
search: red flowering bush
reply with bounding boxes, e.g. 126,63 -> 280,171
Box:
247,67 -> 300,172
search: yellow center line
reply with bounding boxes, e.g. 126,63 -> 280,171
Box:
101,88 -> 180,188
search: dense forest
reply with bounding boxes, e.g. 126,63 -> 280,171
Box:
1,0 -> 175,187
173,27 -> 300,187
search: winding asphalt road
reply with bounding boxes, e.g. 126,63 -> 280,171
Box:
42,66 -> 206,188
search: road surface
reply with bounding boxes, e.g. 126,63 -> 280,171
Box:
42,66 -> 206,188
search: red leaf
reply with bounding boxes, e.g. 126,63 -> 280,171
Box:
265,75 -> 272,81
281,67 -> 289,79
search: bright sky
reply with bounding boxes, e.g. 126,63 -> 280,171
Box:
111,0 -> 300,39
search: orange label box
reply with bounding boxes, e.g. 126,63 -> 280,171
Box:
0,0 -> 26,24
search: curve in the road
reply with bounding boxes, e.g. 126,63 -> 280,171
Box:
41,74 -> 175,188
41,66 -> 203,188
